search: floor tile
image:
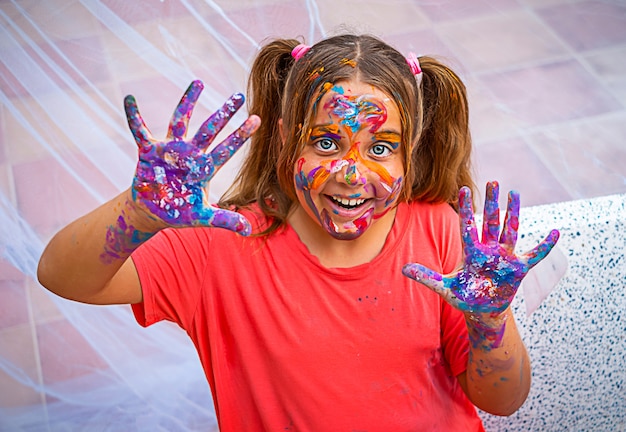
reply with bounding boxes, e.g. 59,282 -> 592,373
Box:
0,279 -> 30,330
437,10 -> 568,72
0,108 -> 5,165
317,0 -> 429,38
12,155 -> 111,238
0,258 -> 24,281
467,77 -> 526,144
537,1 -> 626,51
40,35 -> 111,87
1,0 -> 101,43
386,28 -> 462,66
526,113 -> 626,200
584,44 -> 626,106
0,164 -> 13,200
29,280 -> 64,326
100,0 -> 189,25
418,0 -> 520,22
0,60 -> 31,99
0,324 -> 43,408
519,0 -> 572,7
2,94 -> 74,165
473,136 -> 572,208
36,318 -> 109,386
479,59 -> 622,128
212,1 -> 319,47
98,29 -> 163,83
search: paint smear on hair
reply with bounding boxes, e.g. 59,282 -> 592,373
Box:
340,58 -> 357,68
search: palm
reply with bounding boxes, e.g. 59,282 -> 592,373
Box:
403,182 -> 559,314
125,80 -> 260,235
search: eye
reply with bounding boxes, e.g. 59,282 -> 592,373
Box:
369,143 -> 393,158
314,138 -> 339,153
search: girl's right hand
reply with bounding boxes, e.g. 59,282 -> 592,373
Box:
124,80 -> 261,235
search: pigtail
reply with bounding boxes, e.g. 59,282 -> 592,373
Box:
411,57 -> 475,211
220,38 -> 301,231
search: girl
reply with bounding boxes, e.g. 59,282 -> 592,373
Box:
38,34 -> 559,431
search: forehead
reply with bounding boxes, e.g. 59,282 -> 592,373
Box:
313,80 -> 400,126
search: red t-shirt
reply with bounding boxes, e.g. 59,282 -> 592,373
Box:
131,201 -> 484,431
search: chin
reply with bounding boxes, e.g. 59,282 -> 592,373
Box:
326,229 -> 364,241
321,209 -> 370,240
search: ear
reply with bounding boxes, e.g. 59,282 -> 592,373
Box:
278,118 -> 286,145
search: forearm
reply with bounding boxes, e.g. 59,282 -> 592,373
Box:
37,188 -> 164,303
463,307 -> 531,416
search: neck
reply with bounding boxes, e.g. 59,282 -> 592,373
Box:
287,205 -> 398,268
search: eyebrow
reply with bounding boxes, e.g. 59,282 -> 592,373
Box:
310,124 -> 342,140
373,130 -> 401,148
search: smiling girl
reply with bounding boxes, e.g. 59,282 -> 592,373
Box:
38,34 -> 559,431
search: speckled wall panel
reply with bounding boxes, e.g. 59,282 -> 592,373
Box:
479,194 -> 625,431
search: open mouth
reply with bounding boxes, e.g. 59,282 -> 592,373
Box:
328,195 -> 369,210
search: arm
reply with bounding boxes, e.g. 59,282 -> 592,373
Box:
37,81 -> 260,305
37,189 -> 160,305
457,308 -> 531,416
403,181 -> 559,416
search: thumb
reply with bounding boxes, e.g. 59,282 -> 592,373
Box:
402,263 -> 445,293
403,263 -> 463,308
195,207 -> 252,236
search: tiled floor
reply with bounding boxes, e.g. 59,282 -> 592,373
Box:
1,0 -> 625,429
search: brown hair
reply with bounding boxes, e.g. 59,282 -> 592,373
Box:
220,34 -> 475,235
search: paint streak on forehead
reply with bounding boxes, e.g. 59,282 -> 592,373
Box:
323,92 -> 388,134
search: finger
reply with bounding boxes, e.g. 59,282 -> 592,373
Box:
499,190 -> 520,251
167,80 -> 204,141
199,207 -> 252,236
523,229 -> 560,269
482,181 -> 500,246
210,115 -> 261,171
402,263 -> 444,292
124,95 -> 153,150
193,93 -> 246,150
459,186 -> 479,248
403,264 -> 463,308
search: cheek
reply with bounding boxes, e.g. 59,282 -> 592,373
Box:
294,158 -> 331,192
362,160 -> 404,200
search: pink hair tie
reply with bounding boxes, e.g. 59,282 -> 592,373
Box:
292,44 -> 311,61
406,52 -> 423,84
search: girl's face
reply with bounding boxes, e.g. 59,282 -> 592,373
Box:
293,79 -> 405,240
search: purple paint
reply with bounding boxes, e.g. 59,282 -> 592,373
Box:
403,181 -> 560,347
124,80 -> 258,235
101,211 -> 154,264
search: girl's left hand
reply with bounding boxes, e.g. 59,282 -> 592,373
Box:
402,181 -> 560,315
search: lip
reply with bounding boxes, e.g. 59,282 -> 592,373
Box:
324,194 -> 373,219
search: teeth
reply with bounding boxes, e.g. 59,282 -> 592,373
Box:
332,196 -> 366,207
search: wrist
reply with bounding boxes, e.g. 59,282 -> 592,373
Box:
99,190 -> 165,264
124,188 -> 170,232
465,309 -> 511,350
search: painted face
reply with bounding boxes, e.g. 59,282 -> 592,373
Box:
294,80 -> 405,240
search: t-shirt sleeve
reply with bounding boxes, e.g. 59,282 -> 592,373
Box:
436,204 -> 470,377
130,227 -> 210,330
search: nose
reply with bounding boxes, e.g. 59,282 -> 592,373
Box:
344,163 -> 360,186
336,157 -> 365,187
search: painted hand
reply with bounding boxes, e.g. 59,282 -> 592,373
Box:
403,181 -> 560,315
124,80 -> 260,235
